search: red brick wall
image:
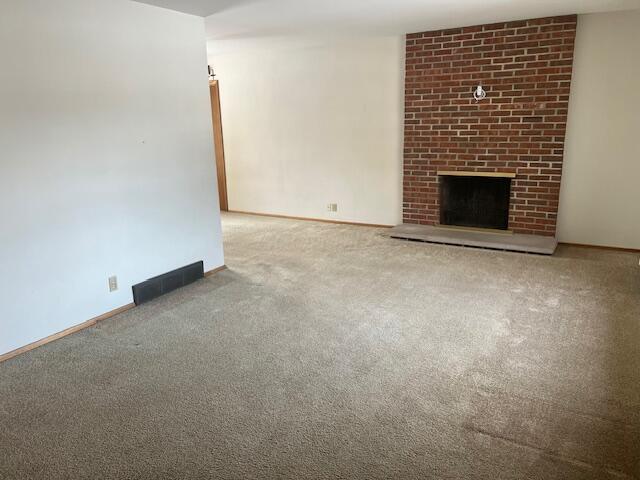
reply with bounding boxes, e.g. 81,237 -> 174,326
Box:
403,16 -> 577,236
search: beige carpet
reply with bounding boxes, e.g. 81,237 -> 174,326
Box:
1,212 -> 639,479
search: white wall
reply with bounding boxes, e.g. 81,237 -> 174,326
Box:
207,35 -> 404,226
0,0 -> 224,356
558,11 -> 640,249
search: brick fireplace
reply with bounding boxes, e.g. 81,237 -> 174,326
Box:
403,15 -> 577,236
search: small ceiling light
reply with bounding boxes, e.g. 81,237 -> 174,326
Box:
473,85 -> 486,102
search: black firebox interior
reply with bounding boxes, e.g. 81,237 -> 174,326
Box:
439,175 -> 511,230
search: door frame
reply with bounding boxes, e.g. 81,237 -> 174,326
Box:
209,80 -> 228,211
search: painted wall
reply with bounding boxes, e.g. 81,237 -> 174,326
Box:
208,11 -> 639,248
557,11 -> 640,249
0,0 -> 224,356
207,35 -> 405,226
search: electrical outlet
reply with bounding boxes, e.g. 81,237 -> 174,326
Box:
108,276 -> 118,292
327,203 -> 338,212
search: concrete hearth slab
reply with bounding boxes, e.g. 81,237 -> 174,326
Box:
386,224 -> 558,255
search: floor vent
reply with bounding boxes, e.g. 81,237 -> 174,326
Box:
132,261 -> 204,306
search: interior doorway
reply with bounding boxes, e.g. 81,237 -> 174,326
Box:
209,80 -> 228,211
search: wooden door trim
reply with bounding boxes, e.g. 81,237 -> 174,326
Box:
210,80 -> 228,211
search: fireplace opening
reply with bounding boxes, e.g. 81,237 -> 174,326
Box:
439,175 -> 511,230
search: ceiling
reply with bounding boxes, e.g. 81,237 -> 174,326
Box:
133,0 -> 640,39
134,0 -> 254,17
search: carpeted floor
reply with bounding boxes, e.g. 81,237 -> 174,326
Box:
1,212 -> 639,479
